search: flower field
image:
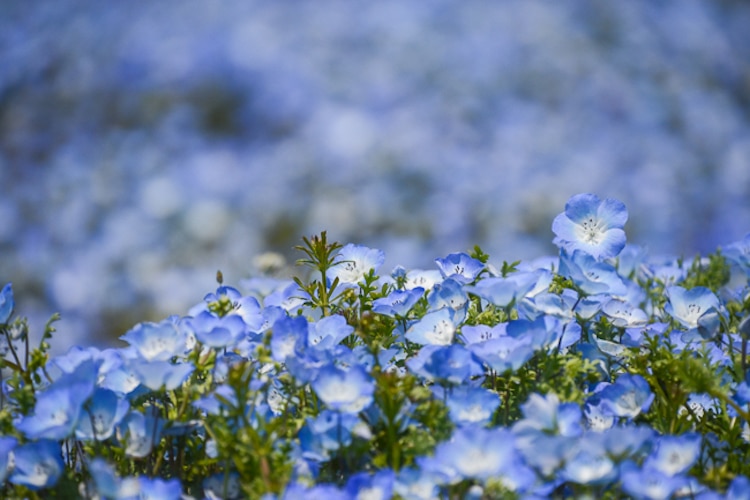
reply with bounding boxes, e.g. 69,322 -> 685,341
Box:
2,194 -> 750,499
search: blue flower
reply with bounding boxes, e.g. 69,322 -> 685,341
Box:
559,250 -> 628,296
120,319 -> 189,361
270,315 -> 309,363
345,469 -> 395,500
0,436 -> 17,485
8,440 -> 64,490
552,193 -> 628,260
431,425 -> 518,481
434,384 -> 500,426
619,460 -> 687,500
76,388 -> 130,441
0,283 -> 13,324
665,286 -> 721,338
434,252 -> 484,284
724,233 -> 750,277
460,322 -> 507,344
513,392 -> 582,437
130,359 -> 194,391
188,310 -> 248,348
329,243 -> 385,285
405,308 -> 456,346
307,314 -> 354,349
426,278 -> 469,323
594,374 -> 654,419
117,410 -> 164,458
643,432 -> 702,476
372,287 -> 425,317
312,363 -> 374,413
559,434 -> 616,485
407,344 -> 483,385
16,359 -> 99,440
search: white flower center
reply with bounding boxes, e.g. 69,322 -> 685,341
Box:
576,217 -> 606,245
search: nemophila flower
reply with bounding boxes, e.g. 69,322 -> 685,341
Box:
584,399 -> 615,431
187,310 -> 247,348
521,290 -> 578,321
135,476 -> 183,500
426,278 -> 469,321
619,461 -> 688,500
559,249 -> 628,296
0,436 -> 16,485
601,298 -> 649,327
372,287 -> 424,317
264,281 -> 309,312
203,472 -> 242,500
728,475 -> 750,500
121,319 -> 188,362
405,269 -> 444,291
270,315 -> 309,363
433,385 -> 500,426
16,360 -> 99,440
594,374 -> 654,419
463,276 -> 523,308
601,424 -> 655,460
117,410 -> 164,458
0,282 -> 13,323
394,467 -> 440,500
560,434 -> 616,485
407,344 -> 483,385
432,426 -> 517,481
552,193 -> 628,260
435,252 -> 484,284
724,233 -> 750,276
405,308 -> 456,346
87,458 -> 140,499
459,322 -> 507,344
665,286 -> 721,339
643,432 -> 702,476
514,432 -> 570,478
312,363 -> 374,413
307,314 -> 353,349
345,469 -> 395,500
468,336 -> 534,373
76,387 -> 130,441
130,359 -> 194,391
8,440 -> 64,491
513,392 -> 582,437
299,410 -> 369,461
329,243 -> 385,285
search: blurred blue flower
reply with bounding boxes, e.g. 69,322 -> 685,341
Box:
552,193 -> 628,260
270,315 -> 309,363
559,434 -> 616,485
0,436 -> 16,485
76,387 -> 130,441
643,432 -> 702,477
435,384 -> 499,426
594,374 -> 654,419
724,234 -> 750,277
203,471 -> 242,500
311,363 -> 374,413
130,359 -> 194,391
407,343 -> 483,385
435,252 -> 485,284
619,460 -> 688,500
0,283 -> 13,324
117,410 -> 164,458
307,314 -> 354,350
329,243 -> 385,285
513,392 -> 582,437
431,425 -> 517,481
345,469 -> 395,500
8,440 -> 64,491
16,359 -> 99,440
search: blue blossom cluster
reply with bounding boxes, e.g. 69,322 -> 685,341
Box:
3,1 -> 750,346
2,193 -> 750,498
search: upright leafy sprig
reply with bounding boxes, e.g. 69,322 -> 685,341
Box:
294,231 -> 343,316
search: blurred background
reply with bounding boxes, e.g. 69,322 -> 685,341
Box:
2,0 -> 749,349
